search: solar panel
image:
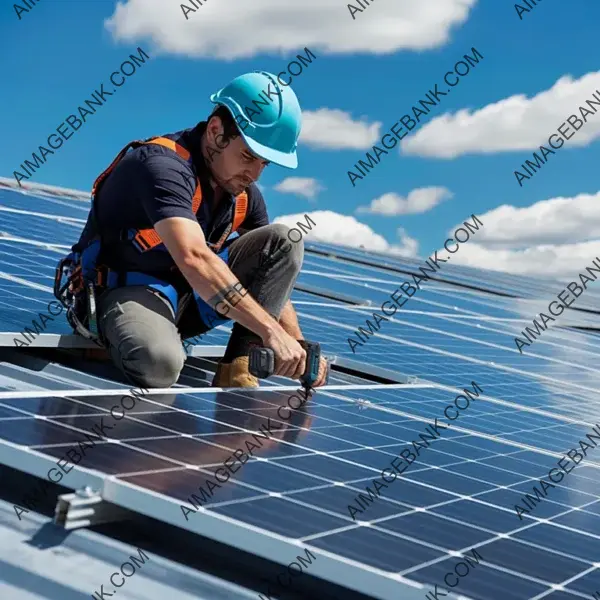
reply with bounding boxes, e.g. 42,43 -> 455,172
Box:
2,179 -> 600,600
299,255 -> 600,326
305,241 -> 600,314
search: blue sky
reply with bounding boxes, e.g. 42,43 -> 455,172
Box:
2,0 -> 599,276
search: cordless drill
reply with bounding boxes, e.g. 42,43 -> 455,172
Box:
248,340 -> 328,397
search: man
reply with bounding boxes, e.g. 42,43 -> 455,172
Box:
65,71 -> 328,390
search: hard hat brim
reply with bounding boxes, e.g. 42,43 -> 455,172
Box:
240,131 -> 298,169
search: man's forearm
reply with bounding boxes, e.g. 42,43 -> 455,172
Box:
279,300 -> 303,339
179,247 -> 280,339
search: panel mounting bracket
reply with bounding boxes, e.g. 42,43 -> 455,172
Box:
54,486 -> 133,530
328,355 -> 420,385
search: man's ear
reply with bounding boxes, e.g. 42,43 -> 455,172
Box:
206,115 -> 225,144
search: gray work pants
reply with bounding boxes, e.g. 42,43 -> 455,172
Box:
97,223 -> 303,388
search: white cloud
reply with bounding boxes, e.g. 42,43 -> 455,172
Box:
448,240 -> 600,278
455,192 -> 600,248
445,192 -> 600,277
401,71 -> 600,158
356,186 -> 453,216
273,177 -> 324,200
273,211 -> 418,256
300,109 -> 381,150
390,227 -> 419,257
106,0 -> 477,60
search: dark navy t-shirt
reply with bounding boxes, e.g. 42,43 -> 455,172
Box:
76,123 -> 269,277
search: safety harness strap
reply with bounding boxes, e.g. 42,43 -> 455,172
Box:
127,136 -> 249,253
232,194 -> 248,232
92,140 -> 143,199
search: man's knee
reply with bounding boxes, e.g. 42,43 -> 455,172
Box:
122,340 -> 184,389
268,223 -> 304,268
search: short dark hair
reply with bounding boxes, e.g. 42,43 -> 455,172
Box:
207,104 -> 240,144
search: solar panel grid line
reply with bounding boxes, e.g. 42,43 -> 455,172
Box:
529,563 -> 600,600
300,274 -> 460,316
178,431 -> 447,515
344,466 -> 529,526
0,204 -> 87,225
11,299 -> 66,349
351,470 -> 538,530
422,504 -> 600,592
530,576 -> 597,600
0,270 -> 55,293
0,211 -> 84,245
422,547 -> 484,600
298,288 -> 516,333
377,312 -> 526,320
7,426 -> 254,516
293,463 -> 523,535
335,423 -> 600,488
185,449 -> 399,510
138,380 -> 600,592
292,300 -> 357,308
8,193 -> 90,212
0,435 -> 107,489
0,390 -> 285,511
366,299 -> 596,360
309,245 -> 510,303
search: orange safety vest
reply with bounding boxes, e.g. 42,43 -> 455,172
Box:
91,135 -> 249,254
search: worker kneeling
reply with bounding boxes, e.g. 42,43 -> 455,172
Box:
55,71 -> 328,390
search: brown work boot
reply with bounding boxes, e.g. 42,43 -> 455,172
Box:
211,356 -> 259,388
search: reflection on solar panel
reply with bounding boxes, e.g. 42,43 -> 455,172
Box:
2,176 -> 600,600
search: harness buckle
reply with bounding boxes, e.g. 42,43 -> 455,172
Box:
54,255 -> 104,348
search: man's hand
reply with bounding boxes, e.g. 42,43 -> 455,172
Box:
262,327 -> 306,379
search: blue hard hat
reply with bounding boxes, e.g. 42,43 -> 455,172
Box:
210,71 -> 302,169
